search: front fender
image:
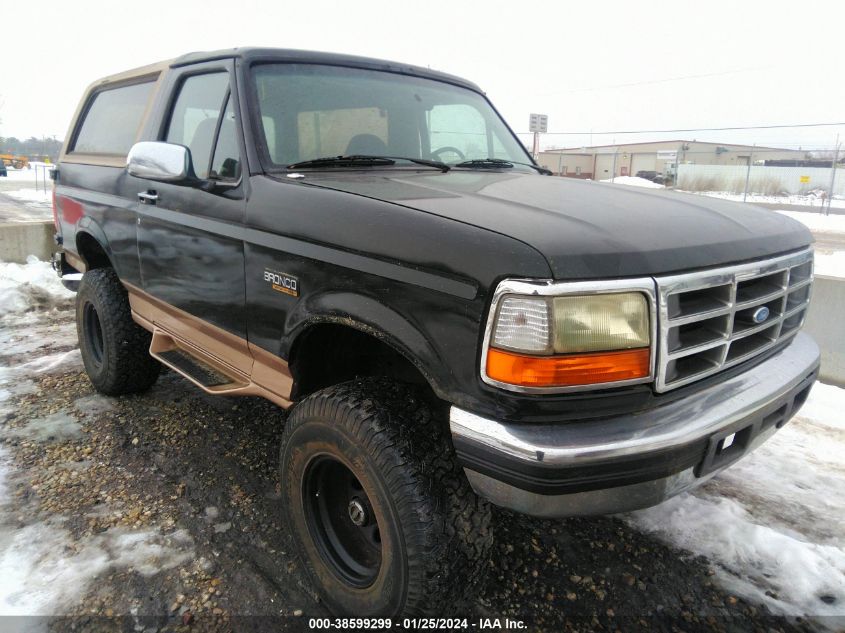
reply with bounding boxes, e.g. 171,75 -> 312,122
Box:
283,289 -> 449,396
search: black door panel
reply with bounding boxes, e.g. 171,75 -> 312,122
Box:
136,60 -> 248,342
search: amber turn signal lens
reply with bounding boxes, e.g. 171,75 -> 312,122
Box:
486,347 -> 650,387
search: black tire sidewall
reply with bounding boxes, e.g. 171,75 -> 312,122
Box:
281,418 -> 410,616
76,275 -> 112,386
75,268 -> 159,395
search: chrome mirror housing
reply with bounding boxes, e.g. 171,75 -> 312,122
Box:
127,142 -> 191,182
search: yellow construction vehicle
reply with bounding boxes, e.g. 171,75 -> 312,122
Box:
0,154 -> 30,169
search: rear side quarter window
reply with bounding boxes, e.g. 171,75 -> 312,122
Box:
72,81 -> 155,156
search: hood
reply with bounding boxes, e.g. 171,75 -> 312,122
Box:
298,170 -> 813,279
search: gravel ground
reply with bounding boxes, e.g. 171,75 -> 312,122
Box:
0,301 -> 830,633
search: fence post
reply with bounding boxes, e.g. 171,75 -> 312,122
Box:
827,135 -> 840,216
742,145 -> 755,203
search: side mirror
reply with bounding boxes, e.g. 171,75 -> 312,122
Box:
127,142 -> 192,183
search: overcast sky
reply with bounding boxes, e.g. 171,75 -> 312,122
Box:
2,0 -> 844,152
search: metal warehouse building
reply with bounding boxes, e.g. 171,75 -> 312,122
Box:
538,140 -> 807,180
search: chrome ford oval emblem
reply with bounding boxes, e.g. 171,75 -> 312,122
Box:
752,306 -> 770,324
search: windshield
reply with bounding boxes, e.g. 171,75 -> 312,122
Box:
251,63 -> 533,170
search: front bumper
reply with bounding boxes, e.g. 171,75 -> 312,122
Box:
451,332 -> 820,517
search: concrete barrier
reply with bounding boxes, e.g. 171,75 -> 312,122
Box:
0,221 -> 55,264
804,275 -> 845,387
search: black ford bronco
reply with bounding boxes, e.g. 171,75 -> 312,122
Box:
53,48 -> 820,617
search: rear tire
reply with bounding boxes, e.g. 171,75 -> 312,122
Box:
279,378 -> 493,617
76,268 -> 160,395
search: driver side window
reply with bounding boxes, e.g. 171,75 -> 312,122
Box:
165,72 -> 240,181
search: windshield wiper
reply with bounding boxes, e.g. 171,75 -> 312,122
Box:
511,160 -> 553,175
455,157 -> 552,175
287,155 -> 449,172
455,158 -> 514,169
287,155 -> 396,169
387,156 -> 450,172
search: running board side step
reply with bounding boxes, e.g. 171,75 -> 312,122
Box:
150,329 -> 251,395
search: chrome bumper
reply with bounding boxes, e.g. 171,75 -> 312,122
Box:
450,332 -> 820,517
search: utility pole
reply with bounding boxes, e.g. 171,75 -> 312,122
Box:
743,144 -> 755,203
826,134 -> 840,216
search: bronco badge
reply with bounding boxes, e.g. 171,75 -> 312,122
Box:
264,268 -> 299,297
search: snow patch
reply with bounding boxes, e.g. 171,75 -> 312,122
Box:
0,253 -> 191,620
689,191 -> 845,210
73,394 -> 115,418
7,412 -> 83,443
629,494 -> 845,620
776,210 -> 845,236
0,168 -> 37,183
24,349 -> 82,375
0,519 -> 194,616
815,251 -> 845,279
800,382 -> 844,430
600,175 -> 665,189
627,382 -> 845,622
3,189 -> 51,208
0,302 -> 192,619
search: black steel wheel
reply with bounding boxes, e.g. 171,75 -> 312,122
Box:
279,378 -> 493,617
303,455 -> 382,587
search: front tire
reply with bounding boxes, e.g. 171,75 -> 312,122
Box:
279,379 -> 493,617
76,268 -> 160,395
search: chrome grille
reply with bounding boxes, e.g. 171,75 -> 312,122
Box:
655,249 -> 813,392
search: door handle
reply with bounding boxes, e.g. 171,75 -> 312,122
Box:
138,190 -> 159,204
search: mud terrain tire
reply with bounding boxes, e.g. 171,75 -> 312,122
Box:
76,268 -> 160,395
279,378 -> 493,616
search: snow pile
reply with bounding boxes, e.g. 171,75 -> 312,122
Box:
0,257 -> 74,317
628,382 -> 845,621
0,257 -> 79,415
600,176 -> 665,189
776,210 -> 845,236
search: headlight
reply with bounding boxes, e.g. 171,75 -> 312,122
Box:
552,293 -> 649,353
483,283 -> 654,391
